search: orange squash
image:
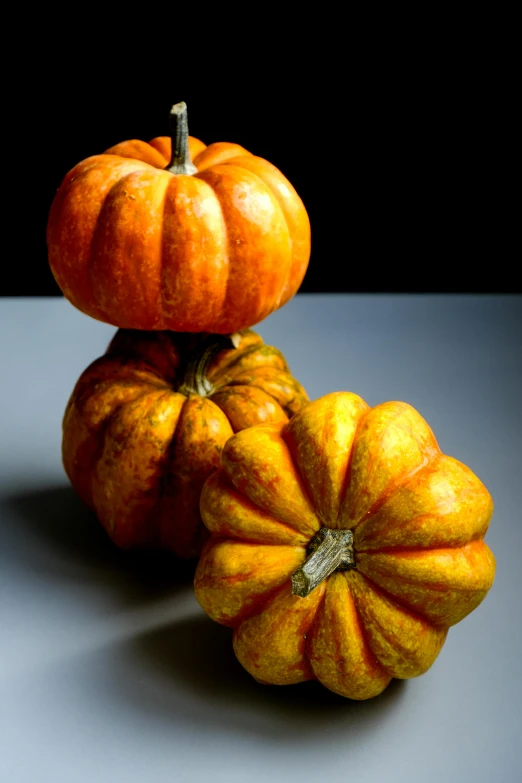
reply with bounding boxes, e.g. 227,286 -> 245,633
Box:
47,102 -> 310,333
62,328 -> 308,558
194,392 -> 496,699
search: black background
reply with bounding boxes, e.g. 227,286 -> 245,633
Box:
6,30 -> 516,296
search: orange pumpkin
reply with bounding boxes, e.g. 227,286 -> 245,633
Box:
194,392 -> 496,699
62,328 -> 308,558
47,102 -> 310,333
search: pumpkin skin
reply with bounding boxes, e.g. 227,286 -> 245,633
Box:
47,127 -> 310,333
62,328 -> 308,558
194,392 -> 496,699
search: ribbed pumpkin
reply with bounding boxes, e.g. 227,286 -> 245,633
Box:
47,102 -> 310,333
62,328 -> 308,558
194,392 -> 496,699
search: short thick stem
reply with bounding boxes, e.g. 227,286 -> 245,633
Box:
177,333 -> 241,397
291,528 -> 355,598
167,102 -> 198,175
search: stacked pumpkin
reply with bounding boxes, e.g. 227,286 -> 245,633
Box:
47,103 -> 495,700
48,102 -> 311,558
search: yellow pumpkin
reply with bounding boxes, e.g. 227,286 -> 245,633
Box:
194,392 -> 495,699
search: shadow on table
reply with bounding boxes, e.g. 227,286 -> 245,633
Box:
2,485 -> 196,603
4,485 -> 408,739
111,613 -> 407,739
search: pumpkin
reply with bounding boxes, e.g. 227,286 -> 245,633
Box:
62,328 -> 308,558
194,392 -> 496,699
47,102 -> 310,333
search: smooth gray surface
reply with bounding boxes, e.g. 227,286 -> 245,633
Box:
1,294 -> 521,783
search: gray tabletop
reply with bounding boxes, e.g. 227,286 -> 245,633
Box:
1,294 -> 520,783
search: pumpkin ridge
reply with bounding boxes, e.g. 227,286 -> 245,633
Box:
90,387 -> 181,546
87,170 -> 142,324
303,581 -> 328,662
214,379 -> 299,422
338,406 -> 368,526
215,372 -> 283,390
216,343 -> 283,378
218,155 -> 260,170
248,425 -> 322,534
332,574 -> 387,676
157,178 -> 172,327
222,162 -> 292,313
66,355 -> 172,408
284,407 -> 340,528
71,374 -> 170,421
103,140 -> 167,169
101,361 -> 171,389
217,365 -> 294,384
197,163 -> 292,329
349,570 -> 440,629
63,382 -> 163,507
357,558 -> 489,594
211,345 -> 289,383
262,582 -> 325,649
200,470 -> 309,546
230,520 -> 308,545
81,385 -> 171,500
104,338 -> 179,391
300,583 -> 327,652
146,137 -> 171,167
268,374 -> 309,420
205,330 -> 263,375
231,577 -> 289,628
156,392 -> 190,507
61,157 -> 109,190
352,455 -> 438,531
142,403 -> 185,547
282,394 -> 369,527
356,537 -> 485,555
341,402 -> 440,530
357,542 -> 495,594
93,168 -> 172,329
348,572 -> 446,672
217,154 -> 310,308
148,134 -> 207,168
193,143 -> 253,171
319,409 -> 339,526
309,594 -> 343,685
155,393 -> 212,555
291,439 -> 320,527
305,573 -> 391,698
200,171 -> 233,331
49,158 -> 123,319
232,583 -> 325,684
221,424 -> 319,527
104,387 -> 178,440
207,510 -> 309,544
210,385 -> 288,433
352,454 -> 493,551
160,175 -> 229,331
206,339 -> 261,379
196,539 -> 305,605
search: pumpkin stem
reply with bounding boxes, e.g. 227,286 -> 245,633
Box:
292,528 -> 356,598
167,102 -> 198,175
177,333 -> 241,397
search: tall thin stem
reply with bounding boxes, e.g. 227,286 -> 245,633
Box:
167,102 -> 198,175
